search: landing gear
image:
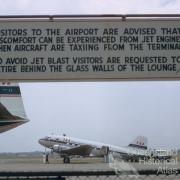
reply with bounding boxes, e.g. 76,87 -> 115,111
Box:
63,156 -> 70,163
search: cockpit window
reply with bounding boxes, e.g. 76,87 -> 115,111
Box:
45,136 -> 51,140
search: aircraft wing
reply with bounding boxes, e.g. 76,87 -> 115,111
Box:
61,145 -> 93,156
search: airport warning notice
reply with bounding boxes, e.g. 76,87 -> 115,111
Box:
1,19 -> 180,81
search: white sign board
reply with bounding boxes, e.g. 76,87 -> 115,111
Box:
0,18 -> 180,81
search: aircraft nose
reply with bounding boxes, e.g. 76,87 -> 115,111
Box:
38,139 -> 45,146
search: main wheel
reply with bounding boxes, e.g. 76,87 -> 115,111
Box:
63,156 -> 70,163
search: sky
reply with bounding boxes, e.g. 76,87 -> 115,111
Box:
0,0 -> 179,15
0,0 -> 180,152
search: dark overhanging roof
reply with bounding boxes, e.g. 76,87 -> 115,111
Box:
0,14 -> 180,20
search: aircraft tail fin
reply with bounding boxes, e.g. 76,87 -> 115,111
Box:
0,82 -> 29,133
128,136 -> 148,150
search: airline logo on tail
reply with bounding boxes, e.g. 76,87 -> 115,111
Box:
0,82 -> 29,133
0,84 -> 21,97
128,136 -> 148,150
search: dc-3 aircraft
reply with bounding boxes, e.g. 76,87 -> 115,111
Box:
0,82 -> 29,133
39,134 -> 151,163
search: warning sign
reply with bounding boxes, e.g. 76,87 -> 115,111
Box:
0,18 -> 180,81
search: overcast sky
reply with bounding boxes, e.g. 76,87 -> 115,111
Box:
0,0 -> 180,152
0,0 -> 179,15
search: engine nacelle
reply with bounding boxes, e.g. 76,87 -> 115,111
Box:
100,146 -> 109,156
52,144 -> 69,153
91,146 -> 110,156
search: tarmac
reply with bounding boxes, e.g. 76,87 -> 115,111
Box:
0,155 -> 180,179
